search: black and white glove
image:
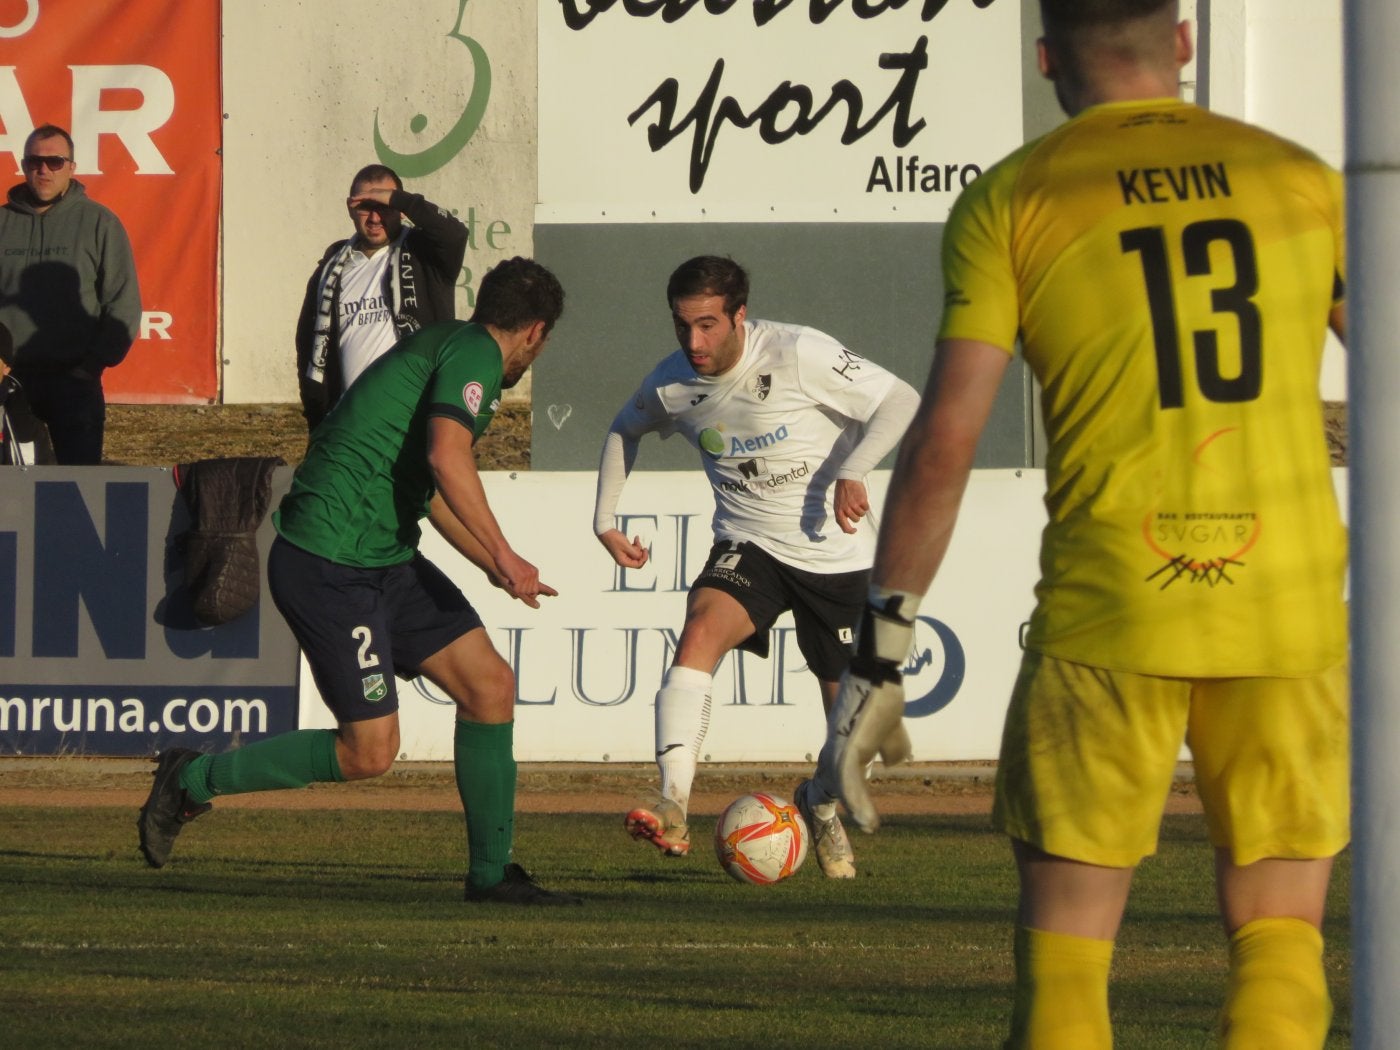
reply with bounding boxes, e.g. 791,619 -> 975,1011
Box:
827,589 -> 920,833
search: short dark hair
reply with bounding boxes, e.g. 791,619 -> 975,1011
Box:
1039,0 -> 1176,40
349,164 -> 402,194
25,124 -> 74,159
666,256 -> 749,319
470,257 -> 566,335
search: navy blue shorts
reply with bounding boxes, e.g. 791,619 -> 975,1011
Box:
693,540 -> 866,681
268,536 -> 483,723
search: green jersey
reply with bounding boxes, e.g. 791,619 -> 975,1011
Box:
275,321 -> 503,566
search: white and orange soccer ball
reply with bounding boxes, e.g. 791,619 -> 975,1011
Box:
713,791 -> 808,885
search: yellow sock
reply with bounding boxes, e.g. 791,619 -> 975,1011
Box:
1006,925 -> 1114,1050
1221,917 -> 1331,1049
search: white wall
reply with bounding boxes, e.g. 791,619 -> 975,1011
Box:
1202,0 -> 1347,399
220,0 -> 537,403
216,2 -> 1349,403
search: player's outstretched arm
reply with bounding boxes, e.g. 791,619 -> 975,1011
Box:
872,338 -> 1009,591
426,417 -> 557,608
428,493 -> 505,581
593,420 -> 650,566
827,338 -> 1010,831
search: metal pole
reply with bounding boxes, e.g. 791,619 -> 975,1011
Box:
1345,1 -> 1400,1044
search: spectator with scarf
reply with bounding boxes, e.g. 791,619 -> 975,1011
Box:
294,164 -> 468,431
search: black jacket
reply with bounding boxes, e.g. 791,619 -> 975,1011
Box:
294,189 -> 468,431
0,373 -> 56,465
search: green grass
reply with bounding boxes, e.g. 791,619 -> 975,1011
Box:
0,807 -> 1350,1049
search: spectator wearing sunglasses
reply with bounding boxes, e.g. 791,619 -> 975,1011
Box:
0,124 -> 141,465
295,164 -> 469,433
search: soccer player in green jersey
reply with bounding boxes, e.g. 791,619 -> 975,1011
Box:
138,257 -> 580,905
822,2 -> 1347,1045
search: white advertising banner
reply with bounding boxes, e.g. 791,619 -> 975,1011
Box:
299,468 -> 1047,762
537,0 -> 1024,224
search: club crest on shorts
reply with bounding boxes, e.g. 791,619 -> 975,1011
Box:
462,381 -> 484,415
361,673 -> 388,702
715,551 -> 742,572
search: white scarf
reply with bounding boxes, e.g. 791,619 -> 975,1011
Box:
304,229 -> 411,385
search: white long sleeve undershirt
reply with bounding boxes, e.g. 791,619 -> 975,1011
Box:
834,378 -> 920,481
593,425 -> 639,536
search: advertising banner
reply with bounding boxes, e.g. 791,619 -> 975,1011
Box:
299,469 -> 1047,763
0,468 -> 301,756
0,465 -> 1348,761
538,0 -> 1023,223
0,0 -> 221,403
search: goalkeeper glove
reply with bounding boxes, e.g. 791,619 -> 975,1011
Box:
828,588 -> 920,833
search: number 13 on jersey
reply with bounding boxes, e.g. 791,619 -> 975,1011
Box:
1120,219 -> 1262,410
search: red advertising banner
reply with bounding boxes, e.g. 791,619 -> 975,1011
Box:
0,0 -> 221,403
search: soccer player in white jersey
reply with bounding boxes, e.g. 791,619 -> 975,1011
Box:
593,255 -> 919,878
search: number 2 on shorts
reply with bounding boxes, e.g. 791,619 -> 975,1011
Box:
351,625 -> 380,670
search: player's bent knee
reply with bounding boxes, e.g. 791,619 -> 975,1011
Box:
339,749 -> 396,780
336,737 -> 398,780
674,624 -> 735,671
483,657 -> 515,703
454,660 -> 515,722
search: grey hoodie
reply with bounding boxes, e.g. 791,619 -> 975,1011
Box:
0,178 -> 141,372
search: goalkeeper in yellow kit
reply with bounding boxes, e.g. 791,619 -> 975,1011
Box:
819,2 -> 1348,1046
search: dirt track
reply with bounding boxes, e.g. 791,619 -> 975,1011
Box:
0,758 -> 1204,817
101,401 -> 1346,470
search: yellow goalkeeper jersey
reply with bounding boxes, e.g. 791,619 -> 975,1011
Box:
939,98 -> 1346,677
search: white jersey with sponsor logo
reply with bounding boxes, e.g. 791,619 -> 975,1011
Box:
613,319 -> 899,573
336,247 -> 399,390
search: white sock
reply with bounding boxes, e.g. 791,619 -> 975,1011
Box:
655,665 -> 712,816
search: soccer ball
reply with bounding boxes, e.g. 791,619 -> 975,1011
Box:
713,791 -> 808,884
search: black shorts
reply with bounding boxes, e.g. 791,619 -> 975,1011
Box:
268,536 -> 483,723
693,540 -> 866,681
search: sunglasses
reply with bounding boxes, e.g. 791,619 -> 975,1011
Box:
22,154 -> 72,173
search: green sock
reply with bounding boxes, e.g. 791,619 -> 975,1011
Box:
179,729 -> 344,803
455,719 -> 516,892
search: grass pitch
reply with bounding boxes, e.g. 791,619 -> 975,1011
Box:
0,805 -> 1351,1049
